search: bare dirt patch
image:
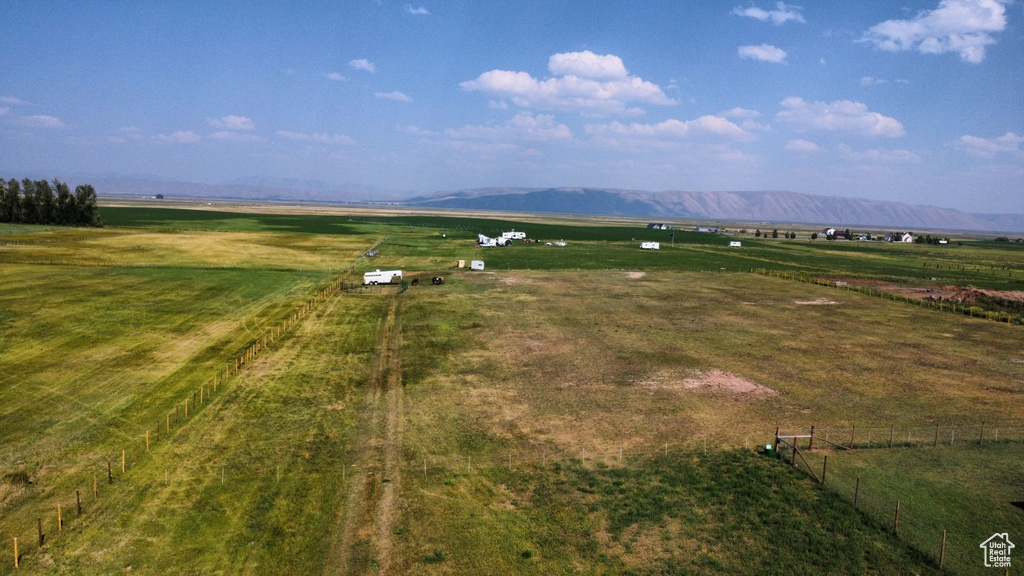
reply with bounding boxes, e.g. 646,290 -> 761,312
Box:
635,369 -> 777,396
794,298 -> 836,305
626,271 -> 646,279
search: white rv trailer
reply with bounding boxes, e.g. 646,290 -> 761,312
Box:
363,269 -> 403,285
501,230 -> 526,240
729,241 -> 742,247
470,260 -> 485,270
640,241 -> 660,250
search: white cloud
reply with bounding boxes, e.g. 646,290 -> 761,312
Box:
276,130 -> 311,141
17,115 -> 66,129
488,99 -> 509,110
837,143 -> 920,163
405,4 -> 429,15
860,76 -> 887,86
326,72 -> 348,81
210,131 -> 264,143
585,115 -> 754,142
958,132 -> 1024,157
547,50 -> 628,81
861,0 -> 1009,63
732,2 -> 806,25
209,115 -> 254,130
738,44 -> 788,63
276,130 -> 354,145
313,133 -> 356,145
349,58 -> 375,73
720,107 -> 761,119
445,112 -> 572,142
375,91 -> 413,102
460,51 -> 677,115
0,96 -> 31,106
154,130 -> 200,144
776,97 -> 905,137
785,139 -> 820,153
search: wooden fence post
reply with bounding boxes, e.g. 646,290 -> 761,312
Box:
37,518 -> 43,548
939,530 -> 947,568
821,455 -> 828,484
888,425 -> 894,449
13,537 -> 17,569
850,425 -> 856,449
979,422 -> 985,445
122,450 -> 126,473
57,504 -> 62,532
145,431 -> 149,452
892,500 -> 900,534
107,461 -> 112,484
93,475 -> 97,499
809,426 -> 815,450
854,476 -> 861,509
76,490 -> 82,515
934,424 -> 939,447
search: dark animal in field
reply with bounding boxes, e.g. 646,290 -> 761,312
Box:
431,276 -> 445,285
411,278 -> 419,286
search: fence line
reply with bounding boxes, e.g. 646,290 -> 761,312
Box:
751,268 -> 1023,325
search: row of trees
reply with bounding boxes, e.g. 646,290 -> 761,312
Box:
0,178 -> 101,226
754,229 -> 797,239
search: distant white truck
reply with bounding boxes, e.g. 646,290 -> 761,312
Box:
640,241 -> 660,250
363,269 -> 403,285
501,230 -> 526,240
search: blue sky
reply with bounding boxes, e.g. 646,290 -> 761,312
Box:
1,1 -> 1022,212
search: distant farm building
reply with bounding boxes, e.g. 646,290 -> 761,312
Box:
647,223 -> 673,230
696,226 -> 719,233
640,241 -> 660,250
885,232 -> 915,243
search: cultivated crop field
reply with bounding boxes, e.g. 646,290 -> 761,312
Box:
0,203 -> 1021,575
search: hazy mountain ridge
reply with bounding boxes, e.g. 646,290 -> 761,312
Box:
406,188 -> 1024,233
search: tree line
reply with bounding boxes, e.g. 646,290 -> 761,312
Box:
0,178 -> 101,226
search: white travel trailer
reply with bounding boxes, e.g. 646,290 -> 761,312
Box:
363,269 -> 402,285
640,241 -> 660,250
470,260 -> 485,270
729,241 -> 742,247
501,230 -> 526,240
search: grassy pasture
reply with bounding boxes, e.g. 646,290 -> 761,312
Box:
1,205 -> 1021,574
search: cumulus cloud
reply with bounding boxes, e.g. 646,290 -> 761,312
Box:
326,72 -> 348,81
375,91 -> 413,102
16,115 -> 66,129
0,96 -> 31,106
776,97 -> 905,137
958,132 -> 1024,157
405,5 -> 429,15
738,44 -> 788,63
445,112 -> 572,142
154,130 -> 200,144
349,58 -> 375,72
584,115 -> 754,142
837,143 -> 920,163
209,115 -> 254,130
460,51 -> 677,115
860,0 -> 1009,63
785,139 -> 820,153
732,2 -> 806,25
720,107 -> 761,119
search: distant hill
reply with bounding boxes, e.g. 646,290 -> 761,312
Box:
404,188 -> 1024,233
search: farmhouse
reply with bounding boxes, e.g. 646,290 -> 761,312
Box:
647,223 -> 673,230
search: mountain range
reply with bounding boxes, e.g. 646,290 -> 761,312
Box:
37,174 -> 1024,233
405,188 -> 1024,233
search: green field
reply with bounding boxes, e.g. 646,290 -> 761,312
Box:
0,204 -> 1020,574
